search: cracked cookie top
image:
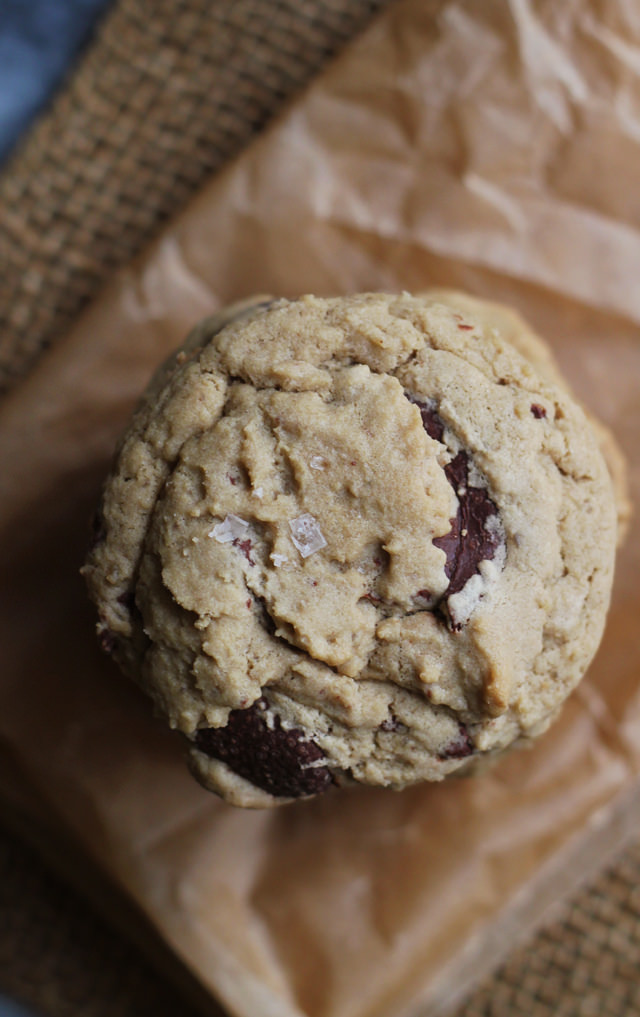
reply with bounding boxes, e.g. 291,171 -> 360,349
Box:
83,292 -> 619,807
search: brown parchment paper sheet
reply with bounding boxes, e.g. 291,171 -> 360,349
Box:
1,2 -> 640,1016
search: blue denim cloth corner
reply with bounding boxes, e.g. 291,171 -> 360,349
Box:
0,995 -> 43,1017
0,0 -> 113,165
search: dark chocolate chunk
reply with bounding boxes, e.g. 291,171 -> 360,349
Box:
434,451 -> 501,597
438,723 -> 474,760
406,394 -> 444,442
530,403 -> 547,419
405,394 -> 502,603
195,698 -> 334,798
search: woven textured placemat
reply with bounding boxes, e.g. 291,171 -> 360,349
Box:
0,0 -> 390,393
1,1 -> 639,1015
455,843 -> 640,1017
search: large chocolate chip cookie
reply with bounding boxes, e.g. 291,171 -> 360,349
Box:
83,292 -> 623,806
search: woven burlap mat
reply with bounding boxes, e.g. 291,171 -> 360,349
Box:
0,0 -> 390,392
1,1 -> 639,1015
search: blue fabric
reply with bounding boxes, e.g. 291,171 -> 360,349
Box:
0,0 -> 113,164
0,996 -> 41,1017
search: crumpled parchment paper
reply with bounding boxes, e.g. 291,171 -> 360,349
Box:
1,2 -> 639,1016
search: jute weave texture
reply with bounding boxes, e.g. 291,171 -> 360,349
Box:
0,0 -> 390,391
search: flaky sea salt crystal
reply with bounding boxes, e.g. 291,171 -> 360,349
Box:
208,514 -> 249,543
309,456 -> 326,471
289,514 -> 327,558
252,486 -> 264,499
272,553 -> 288,567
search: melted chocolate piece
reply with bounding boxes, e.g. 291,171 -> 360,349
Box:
433,451 -> 500,597
407,395 -> 444,442
438,723 -> 474,760
195,698 -> 334,798
406,394 -> 501,602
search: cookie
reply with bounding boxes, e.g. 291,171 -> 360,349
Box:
83,292 -> 622,807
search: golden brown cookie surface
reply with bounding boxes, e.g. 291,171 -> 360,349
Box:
84,293 -> 619,807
